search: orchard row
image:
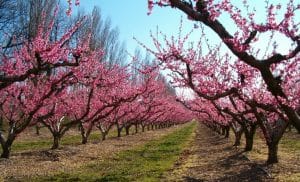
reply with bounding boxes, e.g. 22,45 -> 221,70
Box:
145,0 -> 300,165
0,7 -> 193,159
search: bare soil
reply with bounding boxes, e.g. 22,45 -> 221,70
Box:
163,124 -> 272,182
244,129 -> 300,181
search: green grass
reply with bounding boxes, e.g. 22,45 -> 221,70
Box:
10,132 -> 100,152
0,126 -> 138,153
279,134 -> 300,151
35,122 -> 196,182
0,131 -> 101,153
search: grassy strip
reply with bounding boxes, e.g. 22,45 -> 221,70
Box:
0,132 -> 100,153
36,122 -> 196,182
0,126 -> 137,153
279,133 -> 300,150
11,133 -> 100,152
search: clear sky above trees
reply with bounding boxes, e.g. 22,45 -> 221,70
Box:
76,0 -> 197,55
76,0 -> 296,58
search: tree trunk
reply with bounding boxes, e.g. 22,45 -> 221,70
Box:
52,134 -> 60,149
267,143 -> 279,164
117,129 -> 122,137
101,131 -> 107,141
35,125 -> 40,135
281,104 -> 300,133
0,118 -> 3,132
82,135 -> 88,144
224,126 -> 230,138
142,125 -> 145,132
263,119 -> 287,164
221,127 -> 226,135
244,125 -> 256,151
82,128 -> 92,144
116,123 -> 123,137
233,129 -> 243,146
125,126 -> 130,135
117,127 -> 122,137
287,124 -> 292,132
1,134 -> 15,158
216,125 -> 221,134
244,134 -> 254,151
80,124 -> 88,144
1,145 -> 11,158
135,124 -> 138,134
1,141 -> 12,159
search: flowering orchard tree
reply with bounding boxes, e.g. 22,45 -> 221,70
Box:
38,87 -> 94,149
78,70 -> 148,144
37,56 -> 134,148
0,0 -> 197,159
147,0 -> 300,132
0,8 -> 88,90
0,70 -> 74,158
178,96 -> 232,135
0,7 -> 95,158
65,0 -> 80,16
140,18 -> 295,163
100,66 -> 195,137
94,70 -> 162,137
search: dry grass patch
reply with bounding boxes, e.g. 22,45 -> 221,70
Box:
230,129 -> 300,181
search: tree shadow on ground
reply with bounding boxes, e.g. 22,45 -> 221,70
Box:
182,176 -> 205,182
215,164 -> 271,182
177,124 -> 272,182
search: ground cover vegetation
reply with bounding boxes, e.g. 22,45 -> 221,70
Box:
0,0 -> 299,181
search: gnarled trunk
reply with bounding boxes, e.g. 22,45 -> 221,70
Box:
0,138 -> 14,159
221,127 -> 226,135
1,145 -> 11,158
80,123 -> 90,144
81,135 -> 88,144
117,129 -> 122,137
116,123 -> 123,137
35,124 -> 40,135
135,124 -> 138,134
224,126 -> 230,138
280,104 -> 300,133
267,142 -> 279,164
101,131 -> 107,141
258,117 -> 288,164
117,127 -> 122,137
0,132 -> 16,158
51,134 -> 60,149
125,125 -> 130,135
233,129 -> 243,146
244,125 -> 256,151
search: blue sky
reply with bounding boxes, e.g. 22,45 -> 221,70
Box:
70,0 -> 298,98
74,0 -> 197,56
72,0 -> 297,60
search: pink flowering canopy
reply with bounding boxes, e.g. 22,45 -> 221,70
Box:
143,0 -> 300,131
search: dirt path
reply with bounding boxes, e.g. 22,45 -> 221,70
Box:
0,124 -> 186,181
164,124 -> 272,182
